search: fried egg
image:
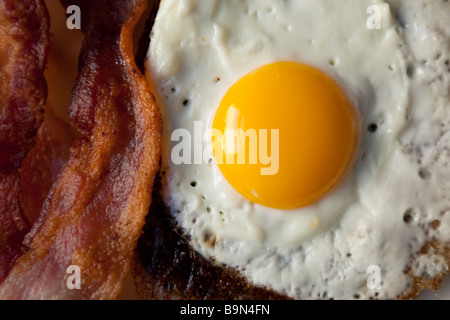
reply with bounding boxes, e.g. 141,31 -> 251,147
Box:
146,0 -> 450,299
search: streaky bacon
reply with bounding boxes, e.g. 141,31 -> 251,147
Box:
19,108 -> 78,226
0,0 -> 161,299
0,0 -> 49,284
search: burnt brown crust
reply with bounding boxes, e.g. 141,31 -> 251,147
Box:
133,176 -> 289,300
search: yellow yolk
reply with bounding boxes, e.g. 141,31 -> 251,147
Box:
212,62 -> 359,210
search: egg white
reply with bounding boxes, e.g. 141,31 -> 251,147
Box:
146,0 -> 450,299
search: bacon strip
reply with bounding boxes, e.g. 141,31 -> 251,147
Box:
0,0 -> 161,299
19,108 -> 78,226
0,0 -> 49,284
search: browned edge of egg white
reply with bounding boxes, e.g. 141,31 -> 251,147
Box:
398,241 -> 450,300
0,0 -> 162,299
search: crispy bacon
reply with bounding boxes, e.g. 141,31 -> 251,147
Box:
0,0 -> 161,299
0,0 -> 49,284
19,108 -> 78,226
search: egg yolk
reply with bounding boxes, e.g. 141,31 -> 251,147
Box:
212,61 -> 358,210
